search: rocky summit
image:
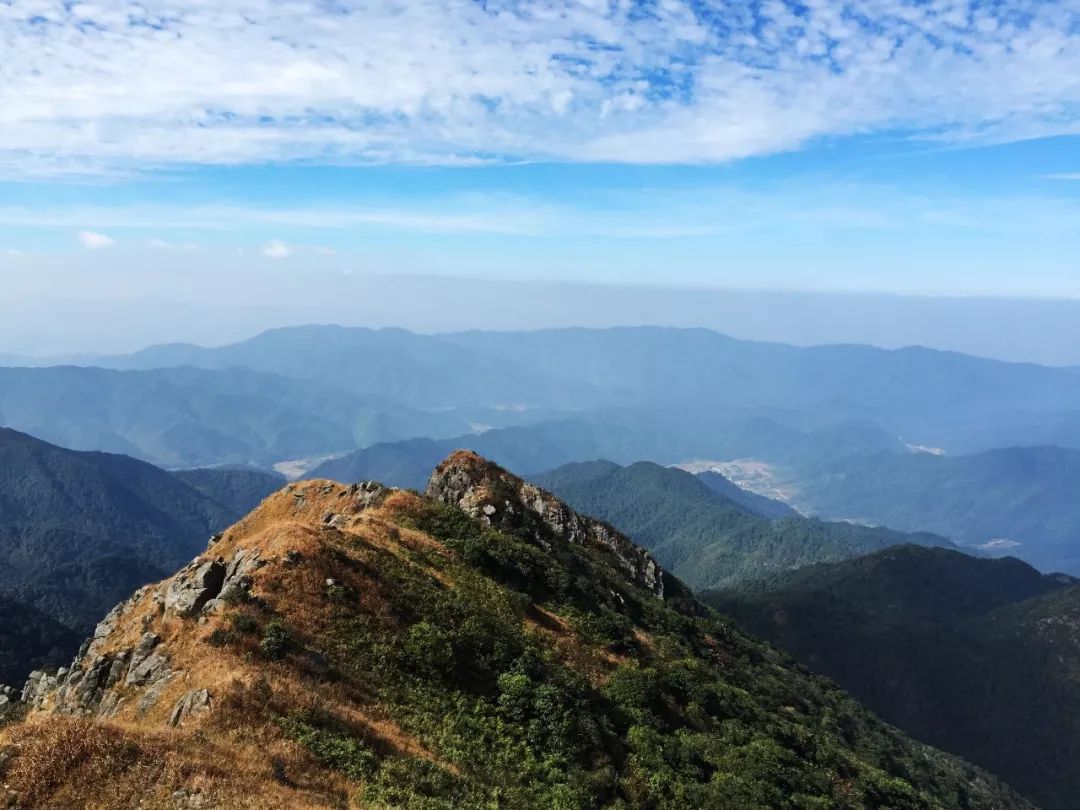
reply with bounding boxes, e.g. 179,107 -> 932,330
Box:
0,452 -> 1030,809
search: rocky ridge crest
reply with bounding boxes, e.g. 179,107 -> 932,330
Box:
426,449 -> 671,598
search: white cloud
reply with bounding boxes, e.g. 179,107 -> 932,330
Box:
78,230 -> 116,249
1045,173 -> 1080,180
262,240 -> 291,259
1,1 -> 1078,173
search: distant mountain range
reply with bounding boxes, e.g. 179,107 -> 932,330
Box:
708,546 -> 1080,809
0,365 -> 491,468
7,323 -> 1080,575
531,460 -> 953,591
7,324 -> 1080,466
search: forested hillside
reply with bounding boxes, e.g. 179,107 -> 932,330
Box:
708,546 -> 1080,809
533,460 -> 951,591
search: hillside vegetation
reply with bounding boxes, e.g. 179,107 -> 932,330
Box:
0,454 -> 1027,809
708,545 -> 1080,809
533,460 -> 951,591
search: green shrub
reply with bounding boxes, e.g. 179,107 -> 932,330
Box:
230,613 -> 259,634
404,621 -> 455,679
260,619 -> 294,660
277,714 -> 376,781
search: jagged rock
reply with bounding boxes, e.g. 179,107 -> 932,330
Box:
164,558 -> 227,616
137,671 -> 176,714
168,689 -> 211,727
427,450 -> 668,598
0,687 -> 19,723
45,650 -> 131,716
204,547 -> 265,611
125,634 -> 168,687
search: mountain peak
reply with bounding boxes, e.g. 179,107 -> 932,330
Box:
426,450 -> 671,599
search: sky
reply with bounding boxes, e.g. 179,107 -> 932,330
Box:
1,1 -> 1079,354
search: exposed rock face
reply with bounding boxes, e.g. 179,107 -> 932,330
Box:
426,450 -> 669,598
20,547 -> 239,718
164,558 -> 227,615
20,587 -> 172,718
169,689 -> 212,727
16,483 -> 393,723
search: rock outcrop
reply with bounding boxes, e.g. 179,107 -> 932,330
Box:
426,450 -> 670,599
16,481 -> 391,723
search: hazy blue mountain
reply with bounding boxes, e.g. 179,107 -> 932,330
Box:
0,365 -> 475,467
707,546 -> 1080,809
97,324 -> 611,410
794,445 -> 1080,573
531,460 -> 953,591
443,326 -> 1080,451
306,414 -> 914,493
82,324 -> 1080,456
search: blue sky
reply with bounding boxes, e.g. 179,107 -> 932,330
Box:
1,0 -> 1079,302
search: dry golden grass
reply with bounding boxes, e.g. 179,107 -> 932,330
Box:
1,713 -> 354,809
0,480 -> 472,808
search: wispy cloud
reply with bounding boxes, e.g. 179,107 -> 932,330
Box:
2,1 -> 1079,174
262,240 -> 291,259
1045,173 -> 1080,180
4,182 -> 1079,244
78,230 -> 116,249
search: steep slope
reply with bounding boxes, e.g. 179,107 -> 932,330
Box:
0,429 -> 244,646
795,445 -> 1080,573
0,454 -> 1028,809
707,546 -> 1080,809
533,460 -> 952,591
0,365 -> 474,467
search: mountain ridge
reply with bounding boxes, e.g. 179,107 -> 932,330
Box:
0,451 -> 1030,808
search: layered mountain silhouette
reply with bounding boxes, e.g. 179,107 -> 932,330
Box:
0,365 -> 481,467
8,324 -> 1080,576
708,545 -> 1080,809
1,452 -> 1029,808
10,325 -> 1080,470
